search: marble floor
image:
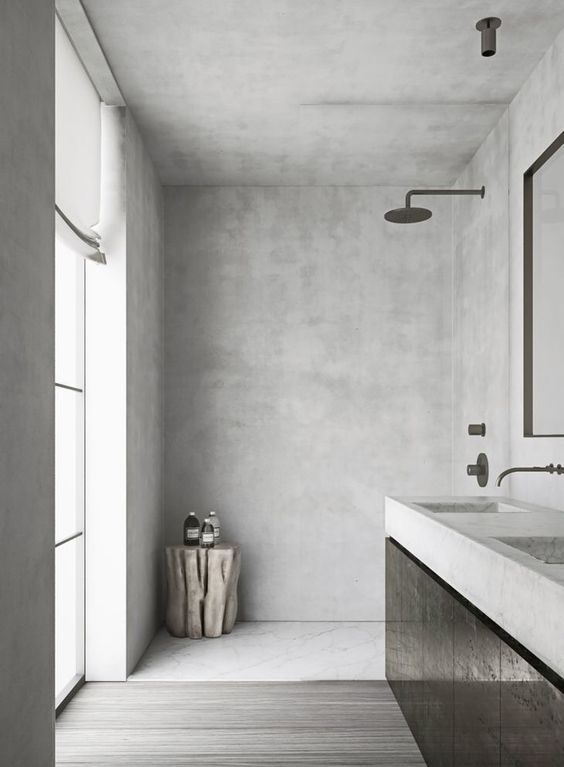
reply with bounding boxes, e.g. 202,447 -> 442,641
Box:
129,622 -> 385,681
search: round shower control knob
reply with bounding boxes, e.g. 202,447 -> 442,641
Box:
466,453 -> 489,487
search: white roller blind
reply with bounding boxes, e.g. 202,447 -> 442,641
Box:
55,16 -> 101,231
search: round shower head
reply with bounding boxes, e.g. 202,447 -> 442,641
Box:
384,206 -> 432,224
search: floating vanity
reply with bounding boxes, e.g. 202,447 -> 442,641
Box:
385,496 -> 564,765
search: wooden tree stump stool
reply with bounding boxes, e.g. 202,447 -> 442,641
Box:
165,544 -> 241,639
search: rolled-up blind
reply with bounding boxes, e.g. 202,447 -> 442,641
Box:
55,16 -> 104,262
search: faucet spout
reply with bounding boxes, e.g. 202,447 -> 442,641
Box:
496,463 -> 564,487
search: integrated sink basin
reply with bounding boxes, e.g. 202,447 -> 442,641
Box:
415,501 -> 531,514
494,536 -> 564,564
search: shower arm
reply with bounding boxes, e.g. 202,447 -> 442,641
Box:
405,187 -> 485,208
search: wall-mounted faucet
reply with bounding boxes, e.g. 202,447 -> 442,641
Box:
496,463 -> 564,487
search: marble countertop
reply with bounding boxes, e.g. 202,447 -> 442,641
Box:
385,495 -> 564,678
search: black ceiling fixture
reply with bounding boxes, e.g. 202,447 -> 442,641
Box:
476,17 -> 502,57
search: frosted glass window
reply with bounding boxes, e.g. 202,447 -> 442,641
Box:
55,388 -> 84,544
55,538 -> 84,703
55,232 -> 84,389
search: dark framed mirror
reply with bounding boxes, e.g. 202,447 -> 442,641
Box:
524,130 -> 564,437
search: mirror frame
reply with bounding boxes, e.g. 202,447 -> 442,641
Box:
523,129 -> 564,437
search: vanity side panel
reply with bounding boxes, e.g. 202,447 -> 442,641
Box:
422,575 -> 454,766
385,538 -> 403,701
399,546 -> 426,747
387,538 -> 455,765
386,539 -> 426,748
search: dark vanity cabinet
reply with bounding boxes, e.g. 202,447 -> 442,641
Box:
385,538 -> 564,766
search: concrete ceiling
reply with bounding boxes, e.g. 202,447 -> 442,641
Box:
80,0 -> 564,186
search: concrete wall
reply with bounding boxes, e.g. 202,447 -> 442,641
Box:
0,1 -> 55,764
452,115 -> 510,494
165,186 -> 452,621
126,113 -> 164,672
452,27 -> 564,508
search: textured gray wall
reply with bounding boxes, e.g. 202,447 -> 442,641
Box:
452,27 -> 564,507
165,186 -> 452,621
452,115 -> 510,494
126,112 -> 164,673
0,1 -> 55,764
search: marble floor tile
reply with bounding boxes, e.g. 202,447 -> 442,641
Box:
129,622 -> 385,681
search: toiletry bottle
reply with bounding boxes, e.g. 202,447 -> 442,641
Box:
209,511 -> 221,544
183,512 -> 200,546
200,517 -> 215,549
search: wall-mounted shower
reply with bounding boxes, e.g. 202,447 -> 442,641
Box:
384,186 -> 485,224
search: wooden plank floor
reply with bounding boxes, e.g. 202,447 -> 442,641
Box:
56,681 -> 425,766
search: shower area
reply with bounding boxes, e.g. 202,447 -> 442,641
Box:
128,184 -> 456,681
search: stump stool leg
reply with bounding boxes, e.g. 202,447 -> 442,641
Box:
223,546 -> 241,634
185,548 -> 206,639
204,548 -> 232,638
165,548 -> 206,639
165,548 -> 187,637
